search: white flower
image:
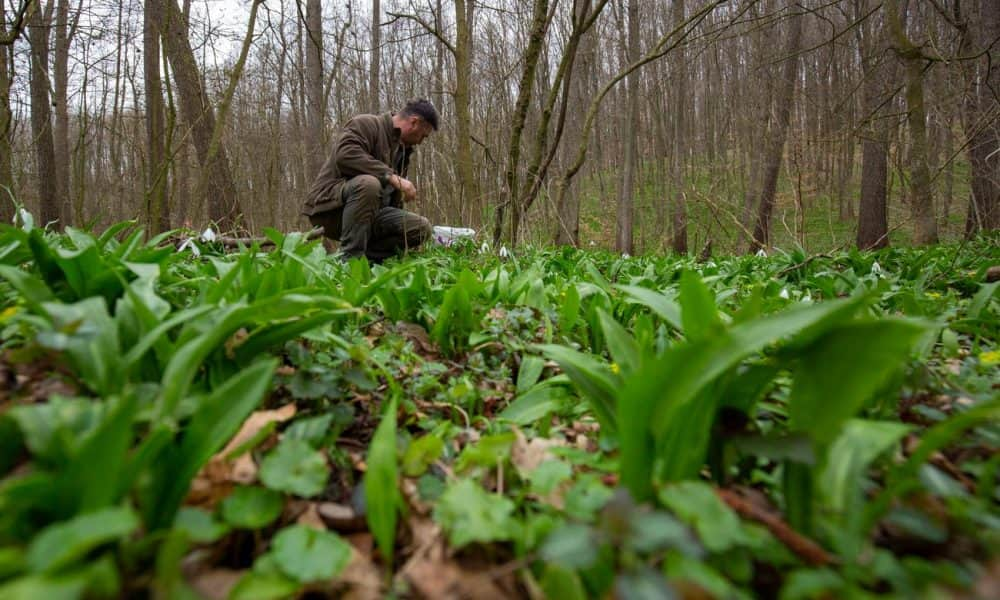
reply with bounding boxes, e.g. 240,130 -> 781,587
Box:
779,288 -> 790,299
178,237 -> 201,256
479,241 -> 490,253
870,261 -> 883,277
499,245 -> 510,258
755,248 -> 767,258
200,227 -> 217,242
622,252 -> 631,258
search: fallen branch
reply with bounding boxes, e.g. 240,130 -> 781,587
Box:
716,488 -> 836,567
217,227 -> 325,248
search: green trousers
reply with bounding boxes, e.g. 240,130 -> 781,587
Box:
309,174 -> 432,262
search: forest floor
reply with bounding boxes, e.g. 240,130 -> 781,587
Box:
0,221 -> 997,599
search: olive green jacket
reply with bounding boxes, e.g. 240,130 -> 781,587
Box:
303,112 -> 413,216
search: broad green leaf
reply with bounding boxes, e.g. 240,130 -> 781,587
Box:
820,419 -> 910,514
271,525 -> 352,583
597,309 -> 639,374
540,524 -> 599,568
788,319 -> 927,444
365,399 -> 399,566
433,479 -> 517,548
540,564 -> 587,600
27,506 -> 139,573
658,481 -> 750,553
678,270 -> 723,342
283,414 -> 334,448
260,439 -> 329,498
402,434 -> 444,478
174,507 -> 230,543
229,572 -> 300,600
516,356 -> 546,393
536,344 -> 618,435
616,284 -> 682,330
500,381 -> 569,425
146,359 -> 276,530
455,432 -> 516,471
221,486 -> 284,529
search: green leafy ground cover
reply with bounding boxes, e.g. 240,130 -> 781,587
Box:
0,216 -> 997,599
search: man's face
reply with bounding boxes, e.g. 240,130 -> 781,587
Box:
400,116 -> 434,147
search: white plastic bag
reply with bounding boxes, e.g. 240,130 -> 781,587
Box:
432,225 -> 476,246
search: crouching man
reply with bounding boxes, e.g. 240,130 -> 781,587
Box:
304,99 -> 437,262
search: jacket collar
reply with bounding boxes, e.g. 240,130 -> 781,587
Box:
383,112 -> 401,146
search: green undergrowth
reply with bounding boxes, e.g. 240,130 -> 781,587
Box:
0,213 -> 997,598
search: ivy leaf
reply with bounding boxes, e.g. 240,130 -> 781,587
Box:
221,486 -> 284,529
260,439 -> 328,498
433,479 -> 517,548
271,525 -> 352,583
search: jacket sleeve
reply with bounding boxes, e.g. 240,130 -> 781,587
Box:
335,116 -> 394,185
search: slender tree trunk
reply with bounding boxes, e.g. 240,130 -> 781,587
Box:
616,0 -> 640,254
856,0 -> 893,250
369,0 -> 380,112
886,0 -> 937,244
305,0 -> 324,182
960,0 -> 1000,234
554,0 -> 598,247
671,0 -> 688,254
749,8 -> 803,253
52,0 -> 71,225
0,0 -> 14,223
145,0 -> 168,231
156,0 -> 241,230
498,0 -> 550,245
453,0 -> 478,212
29,3 -> 59,227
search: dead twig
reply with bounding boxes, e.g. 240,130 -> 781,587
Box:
716,488 -> 836,567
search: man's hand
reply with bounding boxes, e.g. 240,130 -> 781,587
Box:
390,174 -> 418,203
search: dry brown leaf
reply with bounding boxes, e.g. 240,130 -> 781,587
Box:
297,502 -> 327,530
220,403 -> 297,457
337,548 -> 383,600
511,430 -> 565,476
400,554 -> 510,600
187,569 -> 243,600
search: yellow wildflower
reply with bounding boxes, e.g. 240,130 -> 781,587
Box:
610,362 -> 621,375
979,350 -> 1000,366
0,306 -> 17,322
925,291 -> 942,299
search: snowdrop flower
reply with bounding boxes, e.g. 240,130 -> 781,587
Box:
200,227 -> 217,242
622,252 -> 631,258
755,248 -> 767,258
779,288 -> 790,299
178,237 -> 201,257
870,261 -> 883,277
499,245 -> 510,258
589,240 -> 596,246
479,241 -> 490,254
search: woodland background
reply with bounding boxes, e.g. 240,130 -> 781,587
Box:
1,0 -> 998,255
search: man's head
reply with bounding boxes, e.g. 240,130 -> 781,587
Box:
395,98 -> 438,147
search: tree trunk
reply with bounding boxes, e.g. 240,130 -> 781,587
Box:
305,0 -> 324,182
0,0 -> 14,224
453,0 -> 478,214
671,0 -> 688,254
52,0 -> 71,225
156,0 -> 241,230
960,0 -> 1000,234
497,0 -> 550,245
616,0 -> 640,255
856,0 -> 893,250
144,0 -> 168,231
369,0 -> 380,112
29,3 -> 60,227
886,0 -> 937,245
749,8 -> 803,253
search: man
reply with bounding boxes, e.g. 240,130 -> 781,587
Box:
304,99 -> 438,261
